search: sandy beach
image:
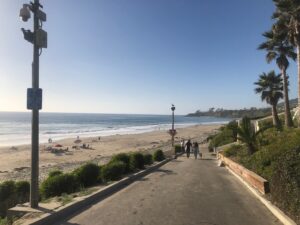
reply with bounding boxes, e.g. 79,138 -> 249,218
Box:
0,124 -> 220,183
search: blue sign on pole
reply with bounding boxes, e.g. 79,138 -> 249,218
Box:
27,88 -> 42,110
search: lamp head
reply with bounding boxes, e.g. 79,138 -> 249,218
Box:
171,104 -> 175,111
19,4 -> 31,22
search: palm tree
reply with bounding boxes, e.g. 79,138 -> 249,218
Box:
272,0 -> 300,124
254,71 -> 283,128
237,117 -> 256,155
258,29 -> 296,127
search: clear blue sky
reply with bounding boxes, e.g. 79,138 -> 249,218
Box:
0,0 -> 297,115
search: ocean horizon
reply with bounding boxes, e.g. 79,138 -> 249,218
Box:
0,112 -> 231,147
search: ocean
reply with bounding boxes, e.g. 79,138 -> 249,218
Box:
0,112 -> 231,147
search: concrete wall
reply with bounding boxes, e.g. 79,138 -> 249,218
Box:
218,153 -> 270,194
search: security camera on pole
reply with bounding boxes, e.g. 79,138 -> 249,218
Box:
19,0 -> 47,208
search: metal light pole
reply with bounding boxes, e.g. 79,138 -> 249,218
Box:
171,104 -> 176,147
20,0 -> 47,208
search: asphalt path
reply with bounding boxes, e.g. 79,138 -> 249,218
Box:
56,151 -> 282,225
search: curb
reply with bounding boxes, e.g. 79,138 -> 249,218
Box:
12,158 -> 172,225
225,166 -> 297,225
218,153 -> 269,194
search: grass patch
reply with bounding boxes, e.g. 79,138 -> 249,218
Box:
57,193 -> 73,206
78,187 -> 98,197
208,120 -> 238,150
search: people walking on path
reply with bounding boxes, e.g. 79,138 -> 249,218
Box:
185,139 -> 192,158
193,142 -> 200,159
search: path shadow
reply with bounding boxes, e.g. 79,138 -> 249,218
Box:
197,222 -> 218,225
136,177 -> 149,182
154,168 -> 177,177
171,159 -> 183,163
199,158 -> 216,161
56,222 -> 80,225
35,206 -> 55,214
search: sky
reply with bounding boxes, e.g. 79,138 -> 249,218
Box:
0,0 -> 298,115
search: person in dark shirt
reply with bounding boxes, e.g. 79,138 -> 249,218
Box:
185,140 -> 192,158
193,142 -> 200,159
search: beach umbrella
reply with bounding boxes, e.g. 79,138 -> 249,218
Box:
54,144 -> 63,147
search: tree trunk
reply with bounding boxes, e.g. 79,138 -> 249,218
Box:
271,104 -> 280,128
281,68 -> 293,127
247,143 -> 256,155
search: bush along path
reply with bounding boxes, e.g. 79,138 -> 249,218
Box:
1,149 -> 166,222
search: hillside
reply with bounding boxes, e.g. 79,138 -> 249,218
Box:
186,98 -> 298,119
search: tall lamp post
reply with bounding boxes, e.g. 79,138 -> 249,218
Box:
19,0 -> 47,208
169,104 -> 176,147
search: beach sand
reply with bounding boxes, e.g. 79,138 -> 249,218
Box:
0,124 -> 220,182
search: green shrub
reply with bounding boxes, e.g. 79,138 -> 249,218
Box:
153,150 -> 165,162
174,145 -> 182,153
227,120 -> 238,138
101,161 -> 126,181
130,152 -> 145,170
258,115 -> 286,130
73,163 -> 100,187
0,180 -> 30,218
0,217 -> 9,225
15,181 -> 30,202
270,147 -> 300,224
223,144 -> 243,158
0,181 -> 16,202
208,120 -> 238,150
143,154 -> 153,165
48,170 -> 63,178
225,128 -> 300,224
237,116 -> 257,155
97,165 -> 103,183
110,153 -> 131,172
208,128 -> 235,150
0,181 -> 17,217
258,118 -> 273,130
40,173 -> 79,198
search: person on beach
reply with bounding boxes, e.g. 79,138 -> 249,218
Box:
193,142 -> 200,159
185,140 -> 192,158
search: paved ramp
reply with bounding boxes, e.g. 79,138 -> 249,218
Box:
56,150 -> 281,225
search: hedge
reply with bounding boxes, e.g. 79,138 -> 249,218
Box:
0,180 -> 29,217
73,163 -> 101,187
15,181 -> 30,203
48,170 -> 63,178
110,153 -> 131,172
129,152 -> 145,170
143,154 -> 153,165
153,150 -> 165,162
0,149 -> 168,218
270,147 -> 300,223
223,128 -> 300,224
101,161 -> 126,181
174,145 -> 182,153
40,173 -> 79,198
